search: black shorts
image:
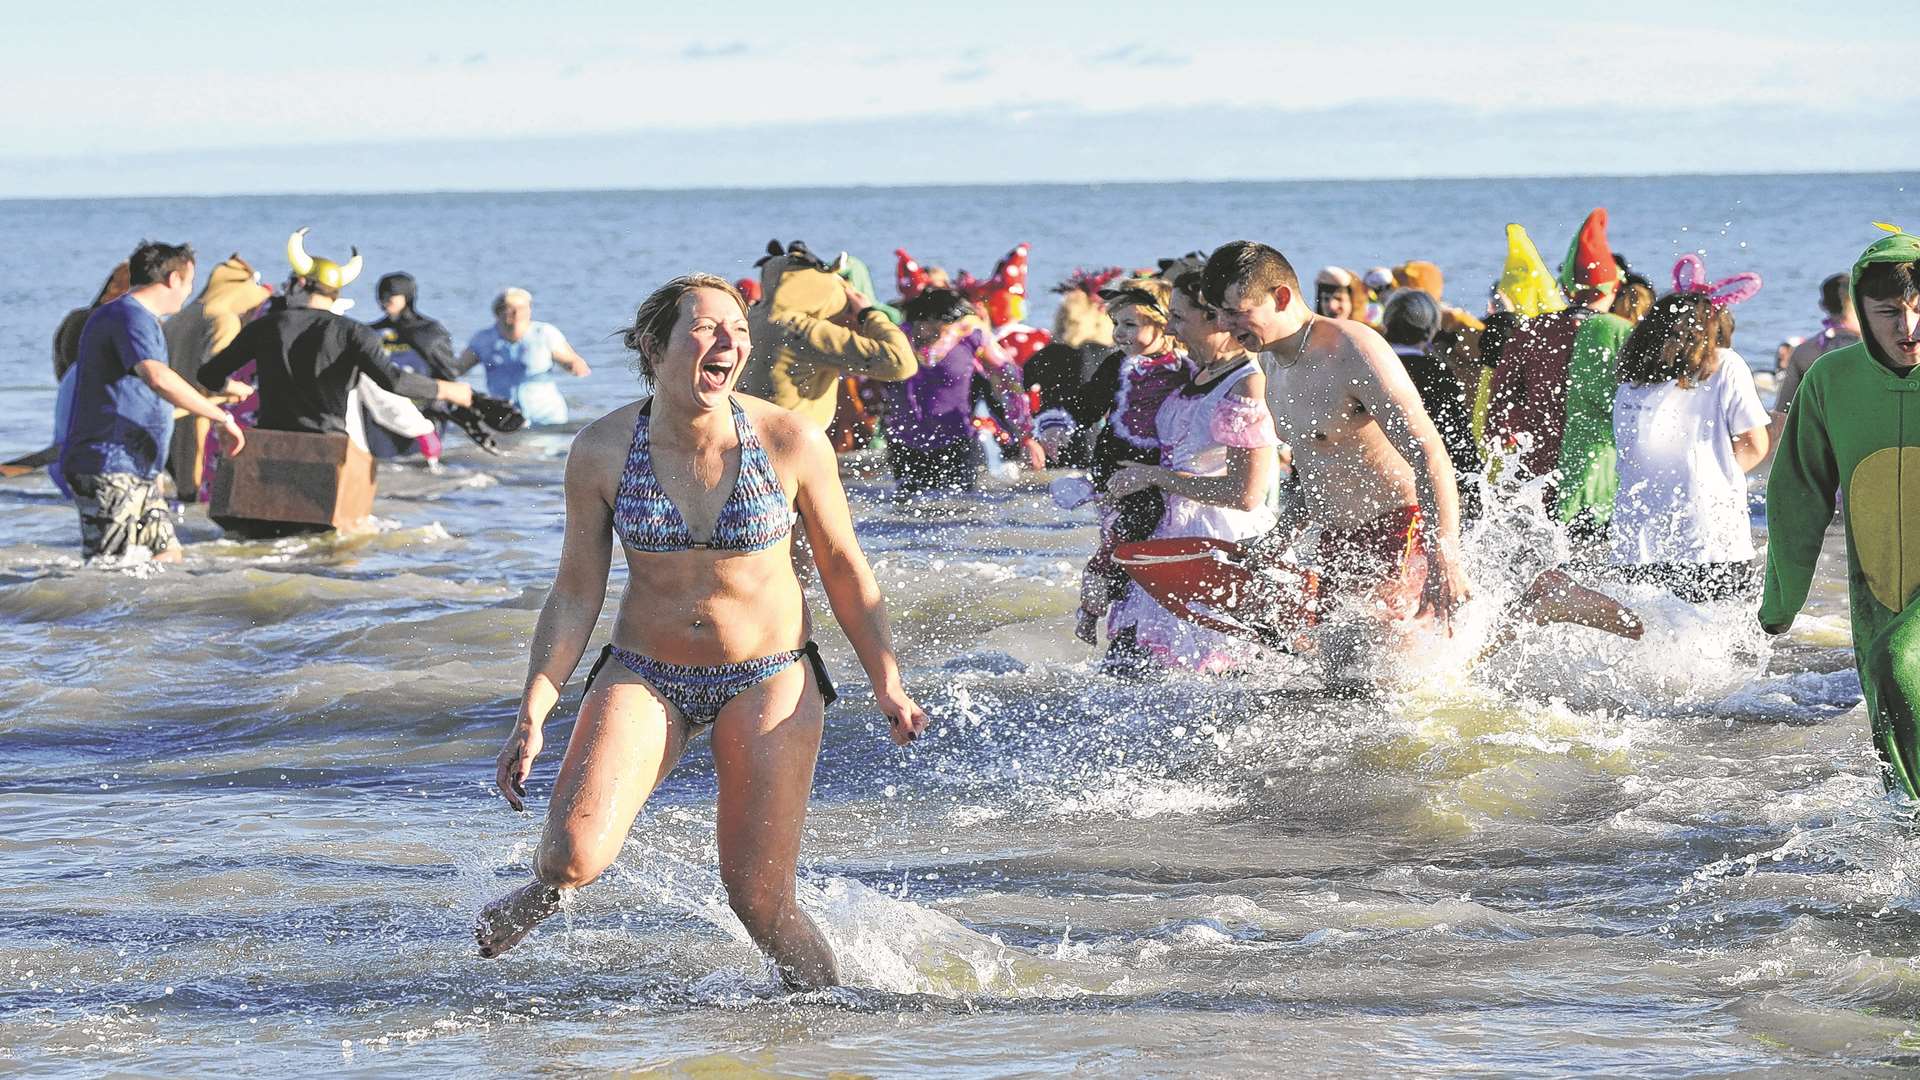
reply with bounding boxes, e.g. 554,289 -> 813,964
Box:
1597,561 -> 1758,604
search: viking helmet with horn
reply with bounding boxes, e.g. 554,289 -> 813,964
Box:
286,227 -> 362,293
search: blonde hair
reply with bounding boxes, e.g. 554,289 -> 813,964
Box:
1052,289 -> 1114,348
492,287 -> 533,316
622,273 -> 747,379
1105,277 -> 1173,329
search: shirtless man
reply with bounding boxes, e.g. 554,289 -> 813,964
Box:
1201,240 -> 1473,631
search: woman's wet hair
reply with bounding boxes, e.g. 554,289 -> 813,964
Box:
622,273 -> 747,379
902,287 -> 975,326
1618,292 -> 1725,388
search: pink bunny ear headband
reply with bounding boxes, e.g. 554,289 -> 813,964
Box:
1672,253 -> 1762,307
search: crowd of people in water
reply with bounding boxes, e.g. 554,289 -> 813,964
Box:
28,214 -> 1920,990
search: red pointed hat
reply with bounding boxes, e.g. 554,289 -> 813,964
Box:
1559,208 -> 1620,293
895,249 -> 931,300
962,243 -> 1032,327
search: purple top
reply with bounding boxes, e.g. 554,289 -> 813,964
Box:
884,327 -> 993,452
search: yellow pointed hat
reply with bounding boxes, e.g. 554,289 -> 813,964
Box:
1497,223 -> 1567,317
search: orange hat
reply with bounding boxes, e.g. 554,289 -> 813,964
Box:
1395,260 -> 1445,301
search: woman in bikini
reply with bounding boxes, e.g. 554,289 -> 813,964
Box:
476,273 -> 927,988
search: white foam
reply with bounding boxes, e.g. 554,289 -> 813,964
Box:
1716,669 -> 1863,718
1479,588 -> 1772,714
1043,773 -> 1244,820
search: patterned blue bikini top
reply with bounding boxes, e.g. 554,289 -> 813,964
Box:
614,397 -> 794,553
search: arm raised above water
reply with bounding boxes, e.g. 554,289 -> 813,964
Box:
779,413 -> 928,745
496,419 -> 620,808
769,307 -> 919,383
1338,324 -> 1473,624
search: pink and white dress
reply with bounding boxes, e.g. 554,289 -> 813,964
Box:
1113,359 -> 1281,672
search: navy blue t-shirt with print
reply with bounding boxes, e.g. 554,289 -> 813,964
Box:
60,293 -> 175,480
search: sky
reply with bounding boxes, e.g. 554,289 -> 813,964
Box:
2,0 -> 1913,198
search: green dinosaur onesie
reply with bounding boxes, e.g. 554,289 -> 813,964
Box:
1762,229 -> 1920,796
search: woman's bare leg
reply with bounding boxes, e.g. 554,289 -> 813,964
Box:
477,676 -> 688,957
709,661 -> 836,989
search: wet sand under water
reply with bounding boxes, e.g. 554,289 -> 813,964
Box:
1,422 -> 1913,1078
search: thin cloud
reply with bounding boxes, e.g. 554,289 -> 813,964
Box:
945,66 -> 991,84
683,41 -> 749,61
1092,43 -> 1190,67
463,51 -> 489,66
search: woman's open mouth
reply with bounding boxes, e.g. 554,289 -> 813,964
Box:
697,358 -> 735,391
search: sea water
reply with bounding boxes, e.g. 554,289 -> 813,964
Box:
1,174 -> 1917,1076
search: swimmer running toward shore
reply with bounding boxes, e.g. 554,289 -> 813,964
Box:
1203,242 -> 1473,640
1199,242 -> 1634,662
476,274 -> 928,989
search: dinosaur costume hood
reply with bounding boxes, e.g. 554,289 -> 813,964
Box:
1850,224 -> 1920,372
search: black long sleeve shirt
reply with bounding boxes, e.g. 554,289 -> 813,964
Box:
199,307 -> 439,435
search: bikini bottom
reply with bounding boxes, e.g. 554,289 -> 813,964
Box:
583,640 -> 837,726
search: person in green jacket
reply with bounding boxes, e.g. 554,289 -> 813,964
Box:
1552,209 -> 1635,542
1762,224 -> 1920,796
1486,209 -> 1632,547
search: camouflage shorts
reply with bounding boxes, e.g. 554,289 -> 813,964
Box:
70,473 -> 177,560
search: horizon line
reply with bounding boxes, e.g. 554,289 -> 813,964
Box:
4,166 -> 1914,206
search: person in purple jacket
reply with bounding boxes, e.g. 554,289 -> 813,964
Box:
883,288 -> 1027,495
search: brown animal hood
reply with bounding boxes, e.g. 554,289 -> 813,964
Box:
198,254 -> 273,318
764,257 -> 848,319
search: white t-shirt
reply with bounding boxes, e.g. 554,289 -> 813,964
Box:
1609,348 -> 1770,564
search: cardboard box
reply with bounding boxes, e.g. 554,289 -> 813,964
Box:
209,429 -> 376,533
